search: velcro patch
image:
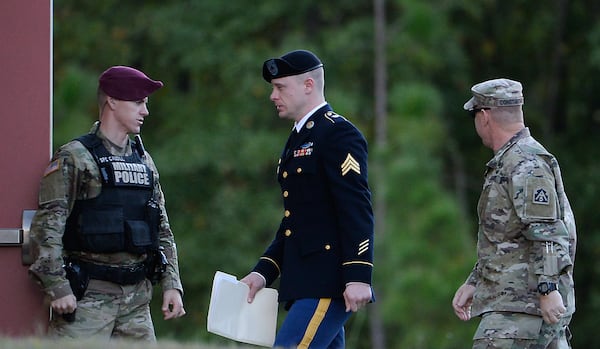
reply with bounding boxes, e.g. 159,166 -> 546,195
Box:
524,177 -> 557,219
43,159 -> 61,177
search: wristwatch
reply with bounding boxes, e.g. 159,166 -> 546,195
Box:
537,282 -> 558,296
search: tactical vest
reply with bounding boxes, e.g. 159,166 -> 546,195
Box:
63,134 -> 160,254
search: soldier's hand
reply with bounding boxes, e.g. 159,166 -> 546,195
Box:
51,294 -> 77,315
162,289 -> 185,320
452,283 -> 475,321
540,290 -> 566,324
343,282 -> 372,312
240,272 -> 266,303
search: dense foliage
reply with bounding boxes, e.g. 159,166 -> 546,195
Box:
52,1 -> 600,347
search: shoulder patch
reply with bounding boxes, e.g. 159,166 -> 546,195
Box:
43,159 -> 61,177
533,188 -> 549,205
524,177 -> 557,219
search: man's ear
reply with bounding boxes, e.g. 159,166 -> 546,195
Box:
481,109 -> 491,125
106,97 -> 117,109
304,77 -> 314,92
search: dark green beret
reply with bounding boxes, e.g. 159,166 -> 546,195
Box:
262,50 -> 323,82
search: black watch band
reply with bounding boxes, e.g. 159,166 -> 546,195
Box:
537,282 -> 558,295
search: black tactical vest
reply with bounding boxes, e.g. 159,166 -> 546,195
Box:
63,134 -> 159,254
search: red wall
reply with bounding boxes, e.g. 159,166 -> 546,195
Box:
0,0 -> 52,336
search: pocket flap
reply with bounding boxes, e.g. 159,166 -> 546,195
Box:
125,220 -> 152,246
80,209 -> 123,234
474,313 -> 543,340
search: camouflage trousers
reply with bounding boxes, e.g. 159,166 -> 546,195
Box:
49,278 -> 155,341
472,312 -> 572,349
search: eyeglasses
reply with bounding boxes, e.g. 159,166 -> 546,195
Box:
468,107 -> 490,118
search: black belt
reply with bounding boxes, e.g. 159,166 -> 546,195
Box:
75,259 -> 147,285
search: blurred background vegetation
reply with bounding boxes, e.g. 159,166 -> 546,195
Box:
50,0 -> 600,348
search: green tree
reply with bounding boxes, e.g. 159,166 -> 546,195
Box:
51,0 -> 600,347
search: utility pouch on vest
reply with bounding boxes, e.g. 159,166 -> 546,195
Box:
79,208 -> 125,252
145,199 -> 160,250
145,246 -> 168,285
125,220 -> 153,254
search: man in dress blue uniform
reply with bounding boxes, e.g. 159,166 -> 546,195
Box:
241,50 -> 374,348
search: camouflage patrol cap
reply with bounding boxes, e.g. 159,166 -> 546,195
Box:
262,50 -> 324,82
99,66 -> 163,101
463,78 -> 524,110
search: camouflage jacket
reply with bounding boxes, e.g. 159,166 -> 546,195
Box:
29,123 -> 183,300
467,128 -> 576,317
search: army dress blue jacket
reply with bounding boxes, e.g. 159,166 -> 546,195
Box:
253,104 -> 374,303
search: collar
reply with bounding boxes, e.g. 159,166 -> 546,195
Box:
293,101 -> 327,133
486,127 -> 530,169
93,123 -> 131,156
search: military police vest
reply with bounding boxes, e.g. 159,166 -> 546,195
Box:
63,134 -> 159,254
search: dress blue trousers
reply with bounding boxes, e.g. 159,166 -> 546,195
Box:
274,298 -> 352,349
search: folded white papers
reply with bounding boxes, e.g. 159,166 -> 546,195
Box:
207,271 -> 278,347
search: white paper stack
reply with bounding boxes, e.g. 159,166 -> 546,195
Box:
207,271 -> 279,347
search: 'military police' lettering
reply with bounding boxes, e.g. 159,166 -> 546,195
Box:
111,162 -> 151,185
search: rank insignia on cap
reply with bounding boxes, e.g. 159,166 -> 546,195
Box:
341,153 -> 360,176
533,188 -> 550,205
266,59 -> 278,76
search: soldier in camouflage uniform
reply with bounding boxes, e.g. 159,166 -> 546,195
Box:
452,78 -> 576,349
29,66 -> 185,341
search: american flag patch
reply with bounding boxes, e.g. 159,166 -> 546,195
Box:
43,160 -> 60,177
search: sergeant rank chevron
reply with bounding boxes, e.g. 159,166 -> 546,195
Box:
341,153 -> 361,176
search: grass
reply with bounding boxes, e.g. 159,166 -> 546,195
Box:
0,337 -> 258,349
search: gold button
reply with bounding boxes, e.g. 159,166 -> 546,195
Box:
325,244 -> 331,250
284,210 -> 291,217
285,229 -> 292,237
283,191 -> 289,197
282,171 -> 288,178
296,167 -> 302,173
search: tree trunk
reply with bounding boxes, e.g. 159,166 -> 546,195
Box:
370,0 -> 387,348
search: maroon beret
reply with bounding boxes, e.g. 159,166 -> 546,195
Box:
98,66 -> 163,101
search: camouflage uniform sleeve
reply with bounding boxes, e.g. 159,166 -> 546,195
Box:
28,144 -> 86,300
144,152 -> 184,295
466,262 -> 481,286
511,155 -> 573,283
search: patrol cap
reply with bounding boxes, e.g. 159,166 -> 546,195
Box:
98,66 -> 163,101
463,78 -> 524,110
262,50 -> 324,82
